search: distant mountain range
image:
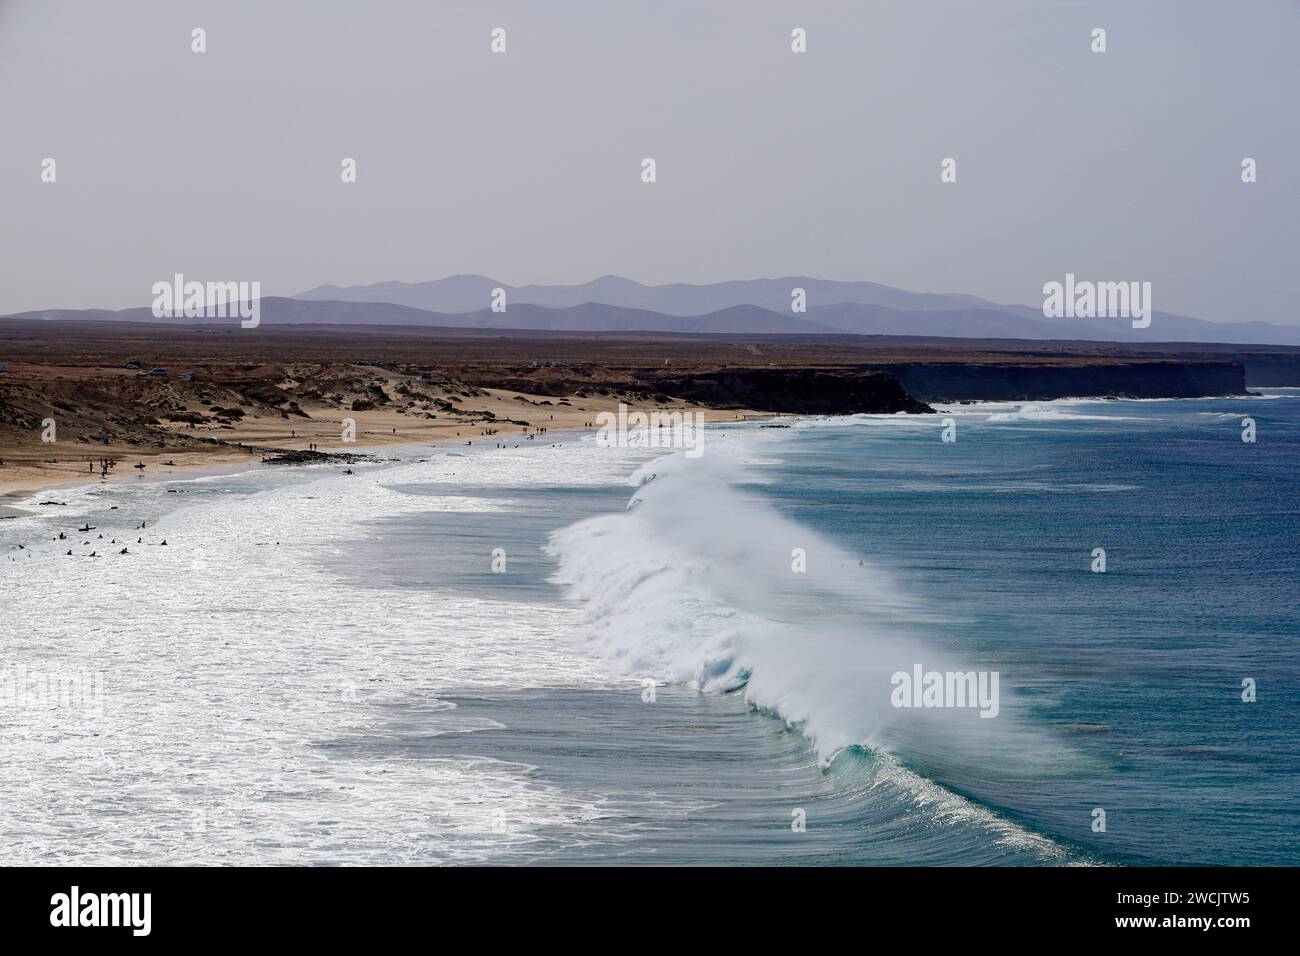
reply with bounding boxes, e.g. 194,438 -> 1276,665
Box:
298,274 -> 995,316
8,275 -> 1300,346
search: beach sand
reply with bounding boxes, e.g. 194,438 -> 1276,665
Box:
0,384 -> 750,503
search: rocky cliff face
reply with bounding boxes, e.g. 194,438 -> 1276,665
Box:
875,361 -> 1247,403
1232,355 -> 1300,386
637,360 -> 1247,414
643,368 -> 934,414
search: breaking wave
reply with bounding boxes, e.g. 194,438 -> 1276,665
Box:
546,436 -> 1083,861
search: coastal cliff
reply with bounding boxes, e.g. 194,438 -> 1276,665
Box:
502,360 -> 1247,415
643,368 -> 934,414
634,360 -> 1246,414
874,361 -> 1247,403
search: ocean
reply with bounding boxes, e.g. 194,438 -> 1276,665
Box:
2,391 -> 1296,866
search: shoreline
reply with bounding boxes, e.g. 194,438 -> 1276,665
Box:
7,387 -> 1279,511
7,375 -> 1275,512
0,398 -> 764,509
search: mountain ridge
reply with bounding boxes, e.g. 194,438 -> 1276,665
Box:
11,293 -> 1300,346
291,274 -> 1300,346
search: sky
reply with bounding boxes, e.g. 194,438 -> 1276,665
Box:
1,0 -> 1297,324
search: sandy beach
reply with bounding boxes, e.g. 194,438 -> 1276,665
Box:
0,373 -> 749,504
5,320 -> 1265,509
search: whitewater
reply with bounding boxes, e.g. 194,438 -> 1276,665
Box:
5,393 -> 1294,864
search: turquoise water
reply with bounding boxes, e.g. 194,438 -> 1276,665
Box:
345,391 -> 1298,865
747,394 -> 1299,865
3,392 -> 1294,865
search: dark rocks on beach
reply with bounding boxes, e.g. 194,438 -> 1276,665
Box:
259,449 -> 373,466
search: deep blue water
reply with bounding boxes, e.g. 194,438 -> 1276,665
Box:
746,394 -> 1300,865
10,394 -> 1291,865
344,391 -> 1298,865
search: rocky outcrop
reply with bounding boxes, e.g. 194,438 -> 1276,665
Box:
642,368 -> 934,414
874,361 -> 1247,403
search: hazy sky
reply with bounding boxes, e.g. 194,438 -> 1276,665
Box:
2,0 -> 1297,323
